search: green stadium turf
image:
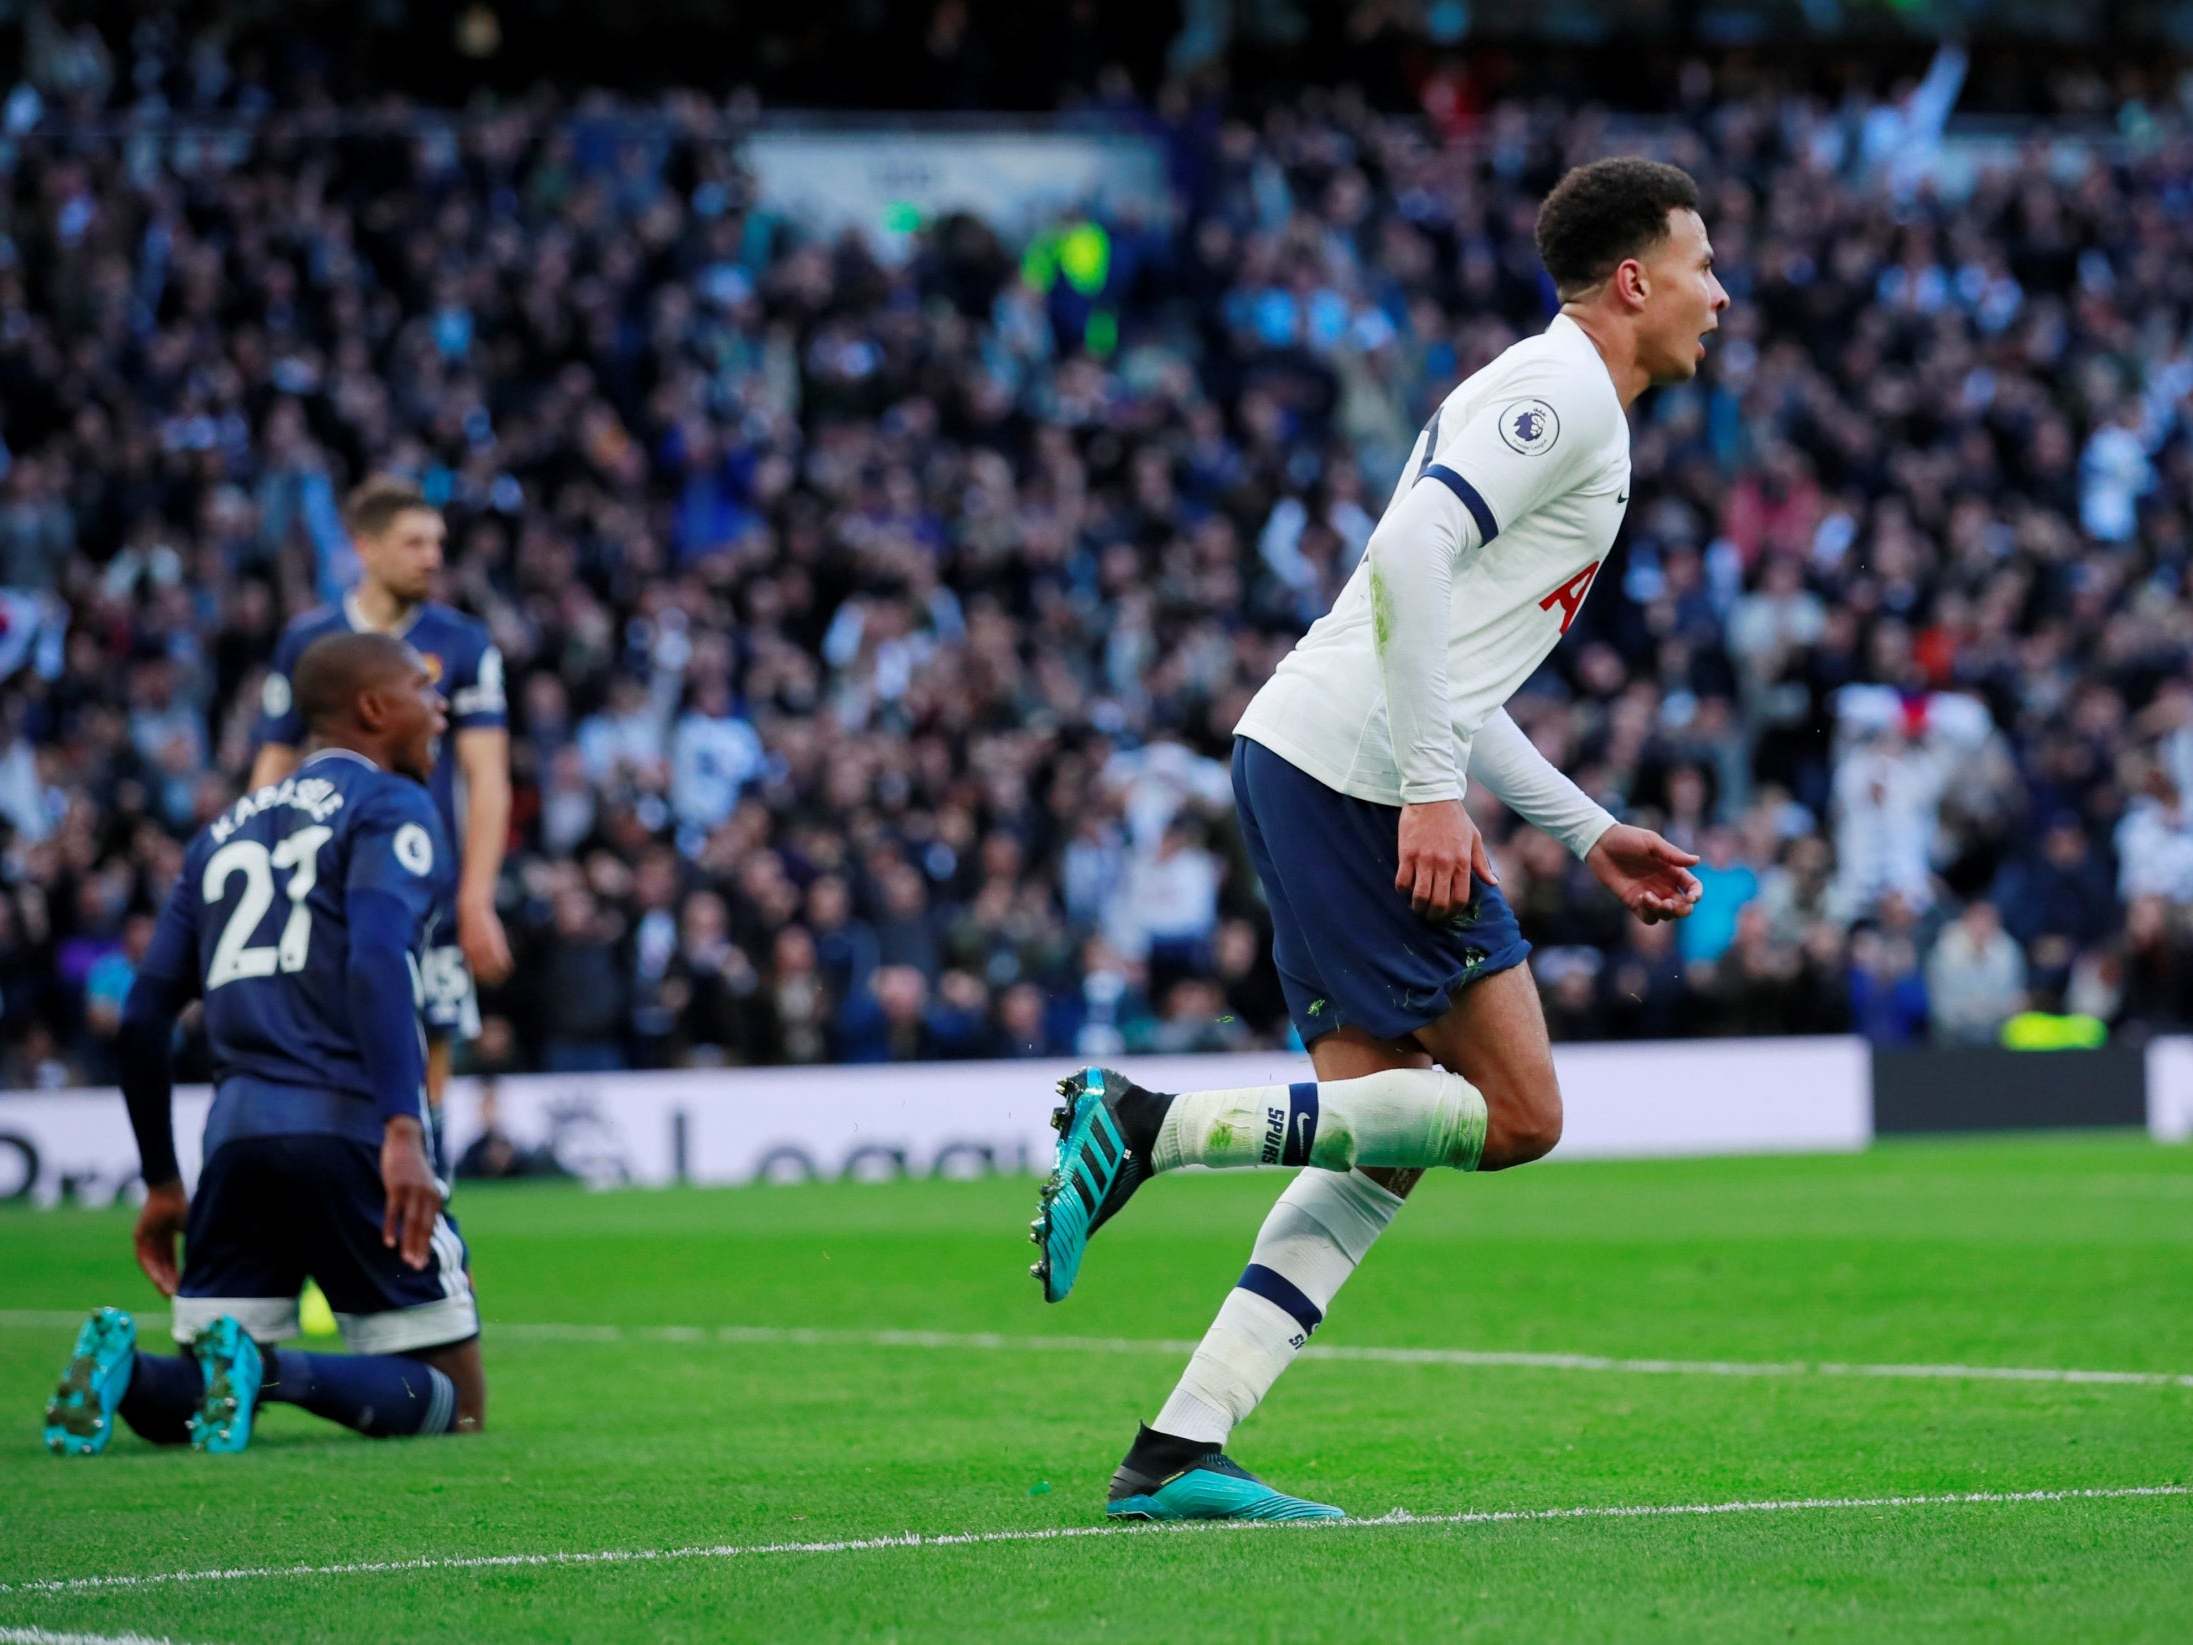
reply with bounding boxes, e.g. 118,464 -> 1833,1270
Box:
2,1131 -> 2189,1642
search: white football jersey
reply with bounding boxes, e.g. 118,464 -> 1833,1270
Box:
1235,313 -> 1630,806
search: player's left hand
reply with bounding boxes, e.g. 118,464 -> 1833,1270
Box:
458,896 -> 514,987
1585,825 -> 1703,925
132,1180 -> 190,1297
381,1117 -> 444,1271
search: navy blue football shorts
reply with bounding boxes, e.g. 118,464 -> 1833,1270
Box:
1232,735 -> 1532,1046
173,1132 -> 479,1355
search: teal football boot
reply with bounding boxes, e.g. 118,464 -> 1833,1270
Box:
42,1307 -> 139,1457
1029,1066 -> 1168,1303
1107,1453 -> 1345,1522
187,1315 -> 264,1455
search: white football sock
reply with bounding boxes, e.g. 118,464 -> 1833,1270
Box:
1150,1067 -> 1486,1174
1152,1168 -> 1405,1445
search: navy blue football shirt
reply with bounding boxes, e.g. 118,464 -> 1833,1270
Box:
256,598 -> 505,861
132,750 -> 453,1118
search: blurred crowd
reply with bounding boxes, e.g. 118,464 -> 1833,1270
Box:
8,31 -> 2193,1086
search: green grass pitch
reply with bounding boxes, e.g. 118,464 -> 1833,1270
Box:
2,1131 -> 2189,1642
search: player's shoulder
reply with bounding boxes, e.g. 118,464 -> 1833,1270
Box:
346,763 -> 439,829
1453,318 -> 1625,448
179,812 -> 223,878
282,603 -> 346,637
345,766 -> 447,874
413,601 -> 492,653
274,604 -> 347,657
412,601 -> 499,697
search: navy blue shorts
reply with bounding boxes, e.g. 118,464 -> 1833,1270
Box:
174,1133 -> 479,1355
1232,736 -> 1532,1045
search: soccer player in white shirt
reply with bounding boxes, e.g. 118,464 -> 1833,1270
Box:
1028,158 -> 1730,1522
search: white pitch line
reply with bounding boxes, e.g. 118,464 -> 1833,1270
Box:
489,1322 -> 2193,1390
3,1310 -> 2191,1390
0,1627 -> 190,1644
2,1485 -> 2184,1599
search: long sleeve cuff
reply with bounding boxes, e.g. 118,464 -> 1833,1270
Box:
1467,709 -> 1619,859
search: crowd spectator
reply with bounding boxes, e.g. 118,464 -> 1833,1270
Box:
2114,771 -> 2193,904
1677,826 -> 1761,965
1925,900 -> 2027,1045
5,30 -> 2193,1087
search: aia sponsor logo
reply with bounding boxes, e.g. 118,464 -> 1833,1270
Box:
1538,561 -> 1601,635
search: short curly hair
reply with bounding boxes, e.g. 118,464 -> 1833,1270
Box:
1534,158 -> 1701,301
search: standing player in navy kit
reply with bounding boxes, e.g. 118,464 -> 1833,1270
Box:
251,477 -> 513,1147
42,632 -> 486,1453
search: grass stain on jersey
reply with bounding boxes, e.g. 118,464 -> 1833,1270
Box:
1369,563 -> 1394,654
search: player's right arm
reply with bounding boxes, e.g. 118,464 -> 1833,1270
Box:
449,640 -> 514,986
1374,369 -> 1606,918
1368,475 -> 1497,918
248,627 -> 310,790
345,789 -> 449,1270
117,868 -> 204,1295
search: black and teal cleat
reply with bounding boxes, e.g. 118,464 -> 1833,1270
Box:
1029,1065 -> 1167,1304
187,1315 -> 264,1455
42,1307 -> 139,1457
1107,1453 -> 1346,1522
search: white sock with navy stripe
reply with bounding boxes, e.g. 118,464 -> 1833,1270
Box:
1150,1068 -> 1487,1174
1151,1168 -> 1405,1445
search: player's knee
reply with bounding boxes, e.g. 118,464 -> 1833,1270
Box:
413,1342 -> 486,1432
1482,1069 -> 1562,1169
1510,1090 -> 1563,1164
451,1370 -> 487,1433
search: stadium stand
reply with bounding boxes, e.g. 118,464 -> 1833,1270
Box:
5,12 -> 2193,1082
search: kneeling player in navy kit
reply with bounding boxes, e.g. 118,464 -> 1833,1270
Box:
44,631 -> 486,1454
